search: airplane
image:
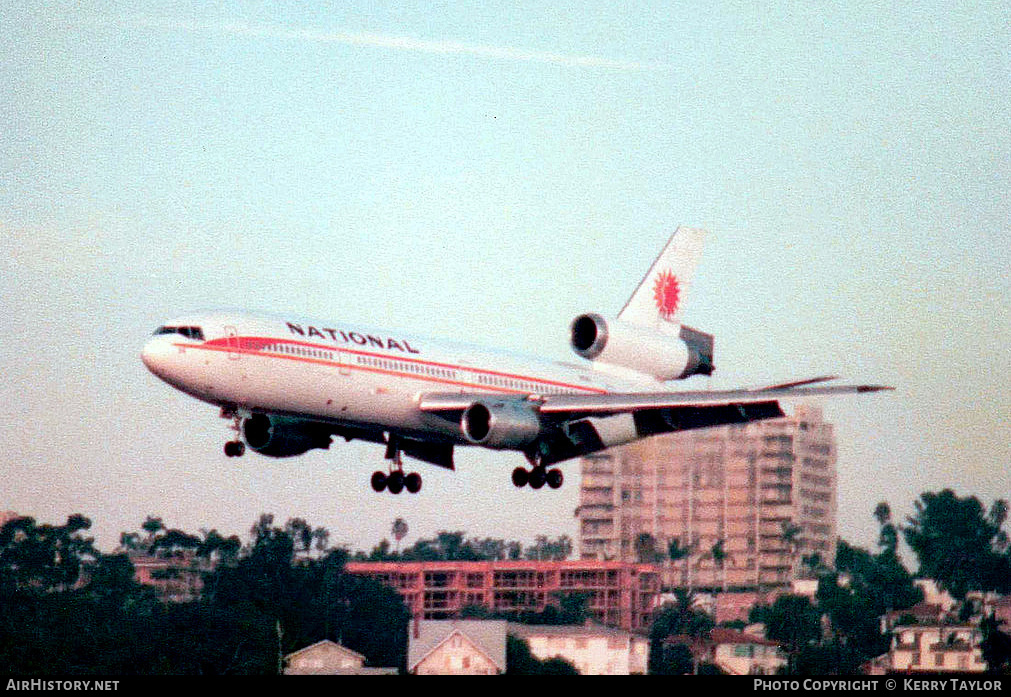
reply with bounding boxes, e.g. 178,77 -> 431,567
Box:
141,227 -> 891,495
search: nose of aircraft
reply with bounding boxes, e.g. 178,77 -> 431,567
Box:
141,337 -> 173,378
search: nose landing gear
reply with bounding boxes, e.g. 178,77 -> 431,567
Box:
222,407 -> 246,457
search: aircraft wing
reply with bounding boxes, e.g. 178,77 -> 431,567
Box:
418,382 -> 892,416
535,383 -> 892,414
418,382 -> 892,466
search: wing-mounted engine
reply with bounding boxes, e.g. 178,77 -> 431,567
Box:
242,413 -> 333,457
461,399 -> 542,449
570,313 -> 714,381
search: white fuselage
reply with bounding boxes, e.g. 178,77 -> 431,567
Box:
141,311 -> 655,444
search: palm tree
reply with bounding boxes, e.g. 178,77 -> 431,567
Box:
392,518 -> 408,555
781,522 -> 802,581
140,515 -> 164,551
650,588 -> 715,674
666,537 -> 693,590
695,539 -> 733,591
312,527 -> 330,556
635,532 -> 663,564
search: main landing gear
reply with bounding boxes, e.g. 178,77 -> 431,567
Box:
371,437 -> 422,495
512,454 -> 564,490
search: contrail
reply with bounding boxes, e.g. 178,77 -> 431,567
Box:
80,16 -> 671,72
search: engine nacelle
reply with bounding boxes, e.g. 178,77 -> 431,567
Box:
243,413 -> 332,458
570,313 -> 714,381
461,399 -> 542,449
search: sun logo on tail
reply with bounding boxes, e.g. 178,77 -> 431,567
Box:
653,269 -> 680,320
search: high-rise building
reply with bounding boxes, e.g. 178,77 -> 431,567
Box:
576,404 -> 837,592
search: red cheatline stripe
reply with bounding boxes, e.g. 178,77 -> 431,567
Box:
186,336 -> 607,395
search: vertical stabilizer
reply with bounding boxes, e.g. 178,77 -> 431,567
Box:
617,226 -> 707,334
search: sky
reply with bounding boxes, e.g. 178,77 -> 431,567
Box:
2,1 -> 1008,558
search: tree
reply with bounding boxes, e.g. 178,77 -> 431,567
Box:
208,516 -> 409,671
667,537 -> 691,564
368,538 -> 394,561
311,527 -> 330,555
634,533 -> 664,564
149,529 -> 201,558
752,594 -> 821,672
284,518 -> 313,558
391,518 -> 408,554
801,552 -> 827,578
197,529 -> 241,565
695,538 -> 733,591
141,515 -> 164,540
557,591 -> 590,623
903,490 -> 1011,598
782,522 -> 802,578
119,531 -> 142,552
980,614 -> 1011,674
0,514 -> 97,595
524,535 -> 572,561
874,502 -> 899,556
506,635 -> 579,674
665,537 -> 693,589
648,589 -> 714,674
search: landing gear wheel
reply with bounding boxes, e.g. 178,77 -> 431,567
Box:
512,467 -> 529,488
387,470 -> 405,494
371,471 -> 388,492
547,468 -> 564,489
529,467 -> 546,490
405,472 -> 422,494
224,441 -> 245,457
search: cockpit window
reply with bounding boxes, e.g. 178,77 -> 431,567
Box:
153,326 -> 205,341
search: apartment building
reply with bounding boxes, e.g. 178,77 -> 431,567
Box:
576,404 -> 837,592
345,560 -> 662,632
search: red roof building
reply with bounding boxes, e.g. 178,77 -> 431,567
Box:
345,560 -> 662,632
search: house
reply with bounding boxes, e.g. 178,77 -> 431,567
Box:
881,602 -> 947,632
283,640 -> 398,675
129,553 -> 206,602
508,622 -> 648,675
664,628 -> 787,675
408,620 -> 507,675
887,623 -> 986,673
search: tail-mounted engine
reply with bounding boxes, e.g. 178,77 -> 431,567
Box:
570,313 -> 714,381
461,399 -> 542,449
242,413 -> 333,458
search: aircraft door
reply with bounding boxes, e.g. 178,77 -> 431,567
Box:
224,326 -> 240,360
326,346 -> 352,416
